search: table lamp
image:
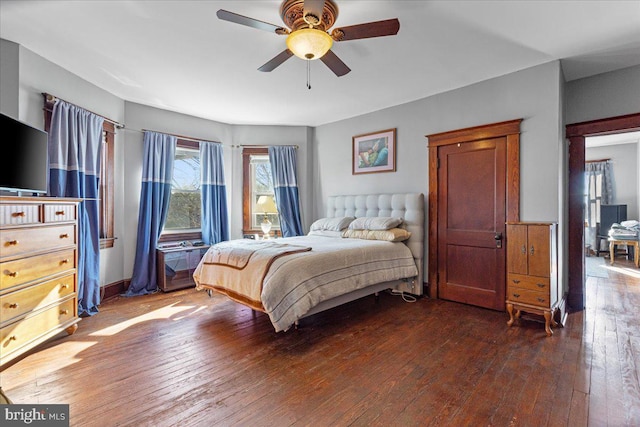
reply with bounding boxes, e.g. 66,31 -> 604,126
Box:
256,195 -> 277,238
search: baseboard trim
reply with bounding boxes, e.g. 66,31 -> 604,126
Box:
556,292 -> 569,327
102,279 -> 130,301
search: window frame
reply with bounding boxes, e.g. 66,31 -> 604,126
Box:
242,147 -> 280,237
44,96 -> 116,249
158,138 -> 203,243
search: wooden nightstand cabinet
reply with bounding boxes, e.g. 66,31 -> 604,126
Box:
0,196 -> 81,366
506,222 -> 559,336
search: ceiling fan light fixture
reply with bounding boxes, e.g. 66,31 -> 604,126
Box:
286,28 -> 333,60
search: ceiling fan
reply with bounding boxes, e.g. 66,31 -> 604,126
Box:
217,0 -> 400,77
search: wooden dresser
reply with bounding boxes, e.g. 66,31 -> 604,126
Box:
505,222 -> 559,336
0,196 -> 81,366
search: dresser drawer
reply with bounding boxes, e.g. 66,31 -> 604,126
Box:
507,273 -> 549,293
1,224 -> 76,259
0,298 -> 76,357
0,274 -> 75,325
0,249 -> 76,291
0,204 -> 41,226
44,204 -> 77,223
507,287 -> 549,308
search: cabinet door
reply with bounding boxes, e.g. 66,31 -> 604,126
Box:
507,224 -> 528,274
528,225 -> 550,277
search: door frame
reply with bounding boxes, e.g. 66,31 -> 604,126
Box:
426,119 -> 522,299
566,112 -> 640,311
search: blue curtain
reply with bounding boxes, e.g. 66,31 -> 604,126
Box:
200,141 -> 229,245
48,100 -> 104,317
126,131 -> 176,296
269,146 -> 303,237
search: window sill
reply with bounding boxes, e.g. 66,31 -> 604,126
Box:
100,237 -> 117,249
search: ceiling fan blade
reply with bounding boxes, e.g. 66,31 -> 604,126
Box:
303,0 -> 326,25
332,18 -> 400,41
258,50 -> 294,72
320,50 -> 351,77
217,9 -> 286,34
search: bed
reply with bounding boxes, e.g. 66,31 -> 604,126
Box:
193,193 -> 424,331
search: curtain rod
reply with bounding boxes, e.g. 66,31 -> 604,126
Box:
585,158 -> 611,163
137,128 -> 224,146
43,93 -> 124,129
238,144 -> 299,149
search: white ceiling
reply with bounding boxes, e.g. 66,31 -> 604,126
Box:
1,1 -> 640,127
586,131 -> 640,148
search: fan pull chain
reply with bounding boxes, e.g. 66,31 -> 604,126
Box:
306,60 -> 311,90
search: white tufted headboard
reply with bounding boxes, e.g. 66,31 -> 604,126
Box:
326,193 -> 424,294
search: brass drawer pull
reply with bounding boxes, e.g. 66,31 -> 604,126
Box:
8,303 -> 19,309
60,233 -> 69,239
537,283 -> 545,288
12,212 -> 25,217
512,279 -> 520,284
7,271 -> 18,277
55,210 -> 65,216
513,293 -> 520,298
61,284 -> 70,289
61,259 -> 70,264
7,240 -> 19,245
8,335 -> 17,341
537,297 -> 546,303
521,245 -> 526,254
60,309 -> 69,315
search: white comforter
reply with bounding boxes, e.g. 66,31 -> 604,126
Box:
195,235 -> 418,332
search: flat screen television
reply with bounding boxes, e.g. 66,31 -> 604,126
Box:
0,112 -> 49,195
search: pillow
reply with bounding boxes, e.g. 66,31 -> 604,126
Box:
342,228 -> 411,242
310,216 -> 354,232
348,216 -> 403,231
308,230 -> 343,238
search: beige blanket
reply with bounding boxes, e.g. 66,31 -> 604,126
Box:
193,240 -> 311,311
195,235 -> 418,332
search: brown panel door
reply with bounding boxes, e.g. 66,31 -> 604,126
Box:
437,137 -> 507,310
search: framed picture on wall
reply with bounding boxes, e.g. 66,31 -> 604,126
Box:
352,128 -> 396,175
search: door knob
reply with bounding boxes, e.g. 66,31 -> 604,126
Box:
494,232 -> 503,248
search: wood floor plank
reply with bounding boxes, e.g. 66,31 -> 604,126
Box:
1,259 -> 639,426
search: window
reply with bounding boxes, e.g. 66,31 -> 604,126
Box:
162,139 -> 202,240
99,123 -> 115,248
242,148 -> 279,236
44,95 -> 115,249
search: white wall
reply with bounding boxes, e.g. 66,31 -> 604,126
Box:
565,65 -> 640,125
586,143 -> 639,220
7,42 -> 127,290
229,124 -> 312,233
566,64 -> 640,222
1,39 -> 312,285
121,102 -> 233,278
314,61 -> 563,222
6,35 -> 637,294
0,39 -> 19,117
121,104 -> 310,278
313,61 -> 564,285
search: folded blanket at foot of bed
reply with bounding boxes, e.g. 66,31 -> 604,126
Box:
193,240 -> 311,311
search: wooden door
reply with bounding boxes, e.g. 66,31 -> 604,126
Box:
437,137 -> 507,310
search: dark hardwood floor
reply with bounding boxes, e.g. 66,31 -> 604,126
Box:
1,258 -> 639,426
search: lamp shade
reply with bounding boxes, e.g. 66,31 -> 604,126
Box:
286,28 -> 333,60
256,195 -> 277,213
